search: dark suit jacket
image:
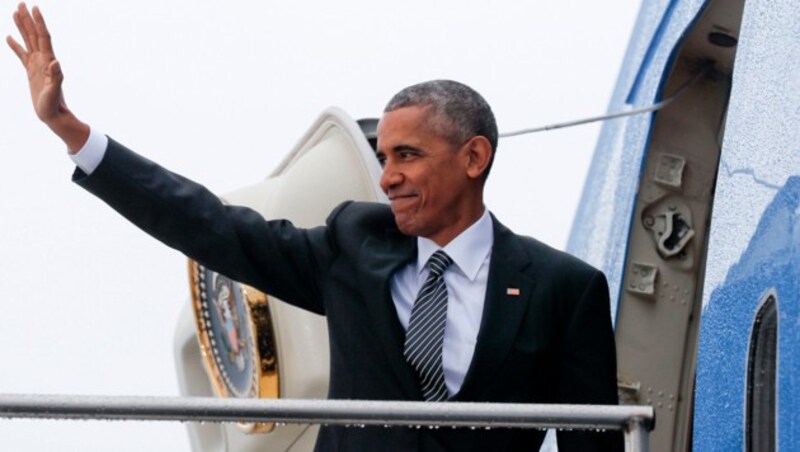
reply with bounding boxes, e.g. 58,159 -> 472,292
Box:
74,138 -> 621,451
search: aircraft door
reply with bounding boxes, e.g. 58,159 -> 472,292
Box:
613,0 -> 745,450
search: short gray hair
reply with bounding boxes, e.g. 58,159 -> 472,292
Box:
384,80 -> 498,179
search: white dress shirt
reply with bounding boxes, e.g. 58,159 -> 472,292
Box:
69,127 -> 107,173
71,128 -> 495,397
390,211 -> 493,397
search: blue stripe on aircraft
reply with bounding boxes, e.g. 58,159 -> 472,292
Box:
625,0 -> 682,105
694,176 -> 800,450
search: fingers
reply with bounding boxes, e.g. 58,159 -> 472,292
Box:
32,6 -> 53,53
15,3 -> 39,53
8,3 -> 55,63
14,3 -> 53,53
6,35 -> 27,63
12,9 -> 32,53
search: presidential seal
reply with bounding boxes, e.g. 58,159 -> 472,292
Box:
189,260 -> 279,433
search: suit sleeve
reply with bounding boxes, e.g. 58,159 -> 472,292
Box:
72,137 -> 338,315
557,270 -> 623,451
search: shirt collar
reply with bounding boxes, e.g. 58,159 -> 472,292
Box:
416,209 -> 494,281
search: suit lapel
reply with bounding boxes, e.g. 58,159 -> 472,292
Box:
358,230 -> 421,400
454,218 -> 537,400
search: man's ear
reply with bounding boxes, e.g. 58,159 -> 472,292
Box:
464,136 -> 493,180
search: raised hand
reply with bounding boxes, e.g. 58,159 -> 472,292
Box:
7,2 -> 88,151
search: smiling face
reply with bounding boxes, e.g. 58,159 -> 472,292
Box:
376,105 -> 490,246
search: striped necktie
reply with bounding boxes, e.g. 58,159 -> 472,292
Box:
404,250 -> 454,402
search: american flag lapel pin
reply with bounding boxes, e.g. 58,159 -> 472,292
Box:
506,287 -> 521,296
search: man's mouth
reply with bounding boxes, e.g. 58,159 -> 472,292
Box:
388,193 -> 416,201
388,193 -> 418,208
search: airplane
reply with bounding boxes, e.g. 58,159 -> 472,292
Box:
170,0 -> 800,450
2,0 -> 796,450
568,0 -> 798,449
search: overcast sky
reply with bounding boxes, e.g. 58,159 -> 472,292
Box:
0,1 -> 639,450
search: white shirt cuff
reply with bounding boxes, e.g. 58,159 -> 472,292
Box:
69,127 -> 109,175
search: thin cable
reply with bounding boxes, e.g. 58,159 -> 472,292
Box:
499,68 -> 710,139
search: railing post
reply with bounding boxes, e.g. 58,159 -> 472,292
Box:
624,416 -> 650,452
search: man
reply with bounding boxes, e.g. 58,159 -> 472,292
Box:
8,3 -> 620,451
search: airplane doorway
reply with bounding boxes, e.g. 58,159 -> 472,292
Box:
613,0 -> 746,450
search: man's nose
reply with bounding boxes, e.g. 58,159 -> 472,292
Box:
379,162 -> 403,193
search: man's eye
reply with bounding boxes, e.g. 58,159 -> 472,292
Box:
399,151 -> 415,159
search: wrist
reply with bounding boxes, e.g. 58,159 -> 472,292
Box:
46,113 -> 90,154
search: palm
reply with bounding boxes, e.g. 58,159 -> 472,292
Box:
28,52 -> 63,119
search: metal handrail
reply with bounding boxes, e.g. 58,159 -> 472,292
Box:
0,394 -> 654,451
